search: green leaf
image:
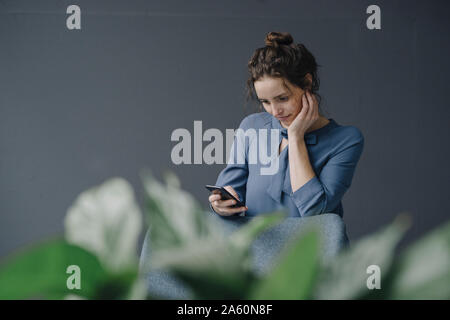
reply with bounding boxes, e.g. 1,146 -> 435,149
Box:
140,170 -> 289,299
148,212 -> 284,299
229,211 -> 286,251
248,228 -> 320,300
385,220 -> 450,299
93,268 -> 140,300
313,214 -> 411,299
0,239 -> 109,299
64,177 -> 142,273
150,240 -> 254,299
125,276 -> 149,300
140,169 -> 222,251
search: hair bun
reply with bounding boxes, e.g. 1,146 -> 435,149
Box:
264,31 -> 293,48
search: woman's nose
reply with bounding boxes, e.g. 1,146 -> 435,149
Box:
272,105 -> 284,116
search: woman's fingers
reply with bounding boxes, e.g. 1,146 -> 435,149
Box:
306,91 -> 315,118
209,186 -> 247,216
306,91 -> 318,119
305,90 -> 314,110
217,205 -> 248,215
300,93 -> 309,117
214,199 -> 236,208
209,194 -> 221,202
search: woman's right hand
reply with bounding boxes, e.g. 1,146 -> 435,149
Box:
208,186 -> 248,216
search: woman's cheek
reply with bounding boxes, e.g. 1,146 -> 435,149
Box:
289,100 -> 302,114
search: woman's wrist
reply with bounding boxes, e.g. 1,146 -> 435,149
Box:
287,128 -> 304,140
288,133 -> 306,146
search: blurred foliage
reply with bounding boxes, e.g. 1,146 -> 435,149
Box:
0,239 -> 107,299
382,221 -> 450,299
248,229 -> 319,300
64,177 -> 142,274
140,169 -> 285,299
0,170 -> 448,300
313,215 -> 410,299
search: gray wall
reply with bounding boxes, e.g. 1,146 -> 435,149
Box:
1,0 -> 449,257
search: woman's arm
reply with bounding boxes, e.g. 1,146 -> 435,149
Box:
210,115 -> 254,216
215,116 -> 252,203
289,136 -> 316,193
288,90 -> 320,193
287,90 -> 364,216
289,134 -> 364,216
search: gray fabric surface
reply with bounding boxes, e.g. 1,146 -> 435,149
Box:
139,211 -> 349,299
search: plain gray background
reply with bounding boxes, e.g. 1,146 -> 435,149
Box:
1,0 -> 449,258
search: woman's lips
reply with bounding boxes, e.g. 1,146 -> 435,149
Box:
276,115 -> 290,121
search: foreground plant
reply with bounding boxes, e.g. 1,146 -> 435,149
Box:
0,170 -> 448,299
0,177 -> 145,299
140,169 -> 286,299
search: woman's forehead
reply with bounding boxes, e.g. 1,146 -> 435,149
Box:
255,77 -> 286,95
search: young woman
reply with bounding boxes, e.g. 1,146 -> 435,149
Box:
209,31 -> 364,218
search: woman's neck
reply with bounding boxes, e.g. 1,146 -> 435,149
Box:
305,116 -> 330,133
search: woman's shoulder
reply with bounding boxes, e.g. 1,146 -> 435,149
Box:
238,112 -> 272,130
328,120 -> 365,148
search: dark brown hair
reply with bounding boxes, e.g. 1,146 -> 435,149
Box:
246,31 -> 324,114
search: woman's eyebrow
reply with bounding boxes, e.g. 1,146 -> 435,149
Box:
258,93 -> 287,101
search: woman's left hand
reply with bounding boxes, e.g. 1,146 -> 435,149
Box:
288,90 -> 319,140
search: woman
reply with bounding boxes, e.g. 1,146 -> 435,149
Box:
209,31 -> 364,218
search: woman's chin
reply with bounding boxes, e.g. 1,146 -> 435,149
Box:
280,120 -> 291,129
281,117 -> 292,125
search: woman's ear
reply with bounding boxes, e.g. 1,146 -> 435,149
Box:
304,73 -> 313,91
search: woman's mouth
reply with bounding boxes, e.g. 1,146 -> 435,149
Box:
276,115 -> 290,121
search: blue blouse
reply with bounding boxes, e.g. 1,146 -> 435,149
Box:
213,112 -> 364,218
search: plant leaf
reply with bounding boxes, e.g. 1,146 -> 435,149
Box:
140,169 -> 220,251
313,214 -> 410,299
140,170 -> 289,299
150,239 -> 254,299
148,212 -> 284,299
0,239 -> 108,299
64,177 -> 142,273
93,268 -> 140,299
229,211 -> 286,251
248,228 -> 320,300
385,220 -> 450,299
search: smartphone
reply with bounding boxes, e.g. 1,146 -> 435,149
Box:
205,185 -> 245,208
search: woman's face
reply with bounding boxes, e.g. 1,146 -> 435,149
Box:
254,75 -> 306,128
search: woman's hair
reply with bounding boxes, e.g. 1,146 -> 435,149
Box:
246,31 -> 325,114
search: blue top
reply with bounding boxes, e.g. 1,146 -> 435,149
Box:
214,112 -> 364,218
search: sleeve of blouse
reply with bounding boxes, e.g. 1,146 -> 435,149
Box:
290,127 -> 364,217
214,116 -> 253,206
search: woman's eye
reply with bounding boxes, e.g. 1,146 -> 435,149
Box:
279,97 -> 288,101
